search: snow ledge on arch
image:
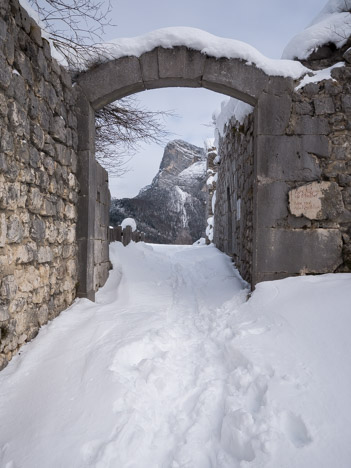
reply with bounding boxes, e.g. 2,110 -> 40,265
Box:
80,27 -> 309,79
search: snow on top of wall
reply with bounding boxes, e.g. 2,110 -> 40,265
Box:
121,218 -> 137,232
296,61 -> 345,89
18,0 -> 68,65
79,27 -> 308,79
18,0 -> 40,25
213,98 -> 254,147
204,138 -> 215,151
282,0 -> 351,60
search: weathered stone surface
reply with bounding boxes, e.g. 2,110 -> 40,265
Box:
341,95 -> 351,114
257,93 -> 292,135
30,217 -> 46,242
256,135 -> 322,181
51,116 -> 66,144
14,243 -> 36,264
213,49 -> 351,284
257,181 -> 289,227
158,46 -> 205,82
0,305 -> 9,322
31,123 -> 45,149
0,53 -> 11,89
0,213 -> 6,247
314,97 -> 335,115
292,115 -> 330,135
77,57 -> 145,110
7,215 -> 23,243
0,0 -> 79,370
343,47 -> 351,64
256,228 -> 343,275
140,49 -> 159,83
289,182 -> 344,220
29,146 -> 41,168
295,101 -> 313,115
27,187 -> 43,213
204,56 -> 269,104
1,275 -> 17,300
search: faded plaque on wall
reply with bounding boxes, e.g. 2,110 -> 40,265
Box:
289,181 -> 344,220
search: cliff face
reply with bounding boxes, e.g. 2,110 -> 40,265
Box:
110,140 -> 207,244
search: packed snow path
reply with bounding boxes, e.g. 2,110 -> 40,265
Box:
1,243 -> 351,467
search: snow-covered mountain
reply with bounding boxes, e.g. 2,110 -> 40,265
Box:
110,140 -> 207,244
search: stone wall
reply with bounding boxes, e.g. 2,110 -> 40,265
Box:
94,161 -> 110,291
0,0 -> 80,369
213,47 -> 351,286
213,112 -> 254,284
285,63 -> 351,274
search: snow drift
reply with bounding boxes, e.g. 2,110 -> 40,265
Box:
0,242 -> 350,467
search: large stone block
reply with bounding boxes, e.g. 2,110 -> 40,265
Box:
300,134 -> 329,158
76,192 -> 95,240
94,239 -> 102,264
51,116 -> 66,144
140,49 -> 159,83
0,53 -> 11,89
1,275 -> 17,300
77,57 -> 145,110
292,115 -> 330,135
37,246 -> 53,263
158,46 -> 205,81
256,228 -> 343,275
256,135 -> 322,181
203,56 -> 268,104
256,181 -> 289,227
264,75 -> 295,96
257,93 -> 292,135
0,213 -> 6,247
0,305 -> 9,322
7,215 -> 23,243
77,237 -> 95,301
314,97 -> 335,115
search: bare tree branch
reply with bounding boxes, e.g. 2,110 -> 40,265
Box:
27,0 -> 114,68
95,97 -> 175,176
27,0 -> 176,177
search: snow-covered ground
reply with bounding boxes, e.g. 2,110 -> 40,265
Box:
0,243 -> 351,467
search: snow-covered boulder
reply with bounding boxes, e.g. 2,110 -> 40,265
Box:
121,218 -> 137,232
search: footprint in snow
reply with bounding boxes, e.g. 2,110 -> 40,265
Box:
283,412 -> 313,448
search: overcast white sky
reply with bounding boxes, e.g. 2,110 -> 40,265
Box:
103,0 -> 327,199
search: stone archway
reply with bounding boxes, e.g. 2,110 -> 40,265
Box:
74,45 -> 279,300
76,46 -> 272,110
75,43 -> 338,301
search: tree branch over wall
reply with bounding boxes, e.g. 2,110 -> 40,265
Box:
27,0 -> 174,176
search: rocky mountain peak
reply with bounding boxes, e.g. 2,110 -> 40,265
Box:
110,140 -> 207,244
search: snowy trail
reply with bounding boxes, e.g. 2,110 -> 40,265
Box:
0,242 -> 351,468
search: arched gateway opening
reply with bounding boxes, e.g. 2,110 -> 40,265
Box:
75,40 -> 342,301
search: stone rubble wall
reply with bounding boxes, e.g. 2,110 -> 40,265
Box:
213,113 -> 254,284
94,161 -> 111,291
285,63 -> 351,274
0,0 -> 86,371
0,0 -> 113,371
213,47 -> 351,285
